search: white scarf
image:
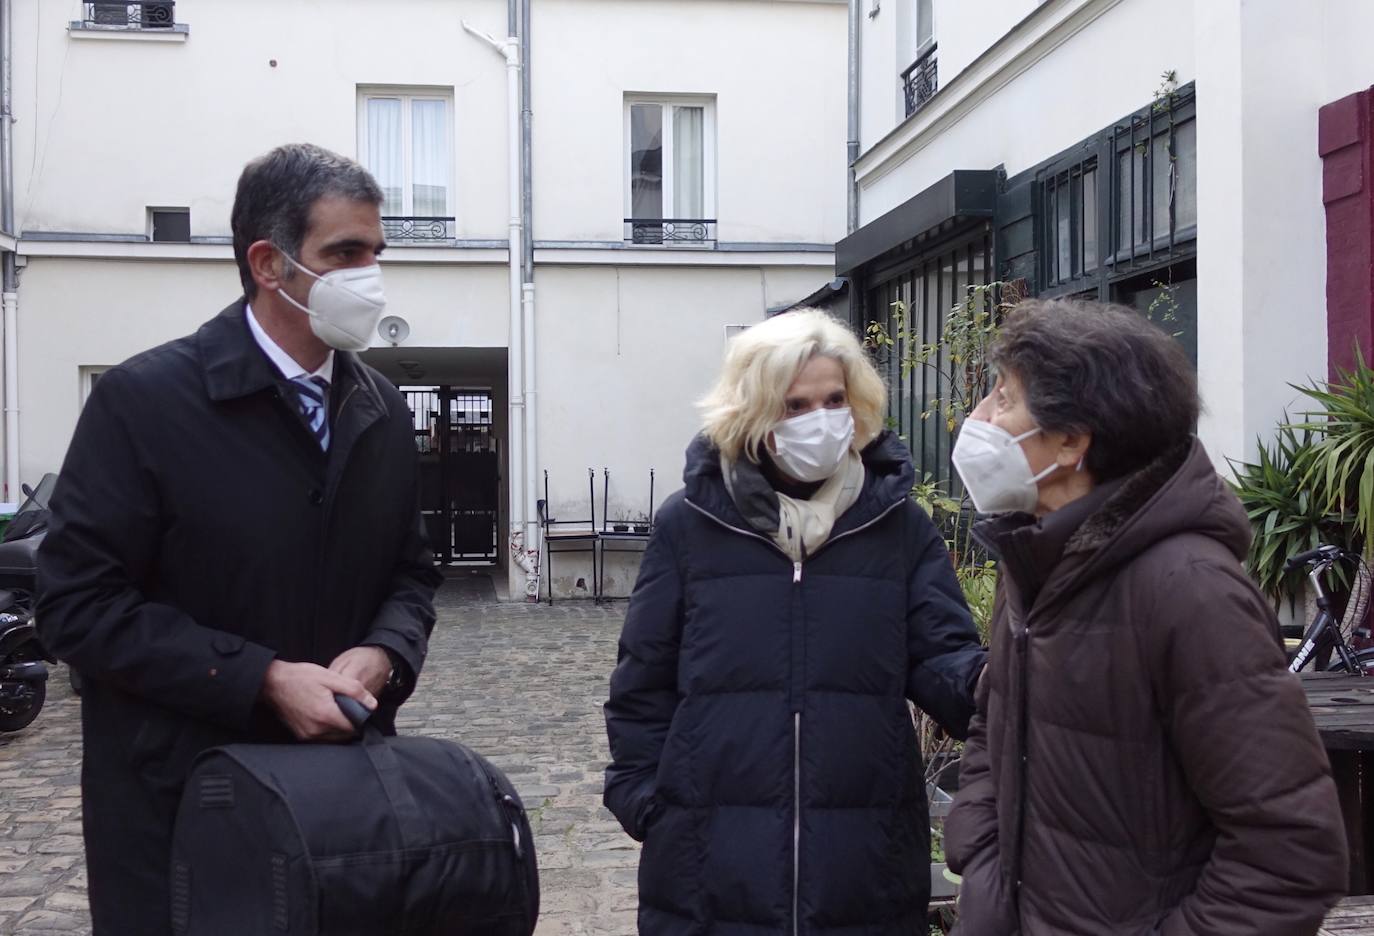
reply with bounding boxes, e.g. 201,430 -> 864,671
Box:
771,450 -> 865,562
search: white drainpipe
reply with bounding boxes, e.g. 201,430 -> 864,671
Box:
522,281 -> 537,572
1,0 -> 17,502
464,21 -> 533,598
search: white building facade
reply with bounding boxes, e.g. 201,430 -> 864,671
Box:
840,0 -> 1374,485
0,0 -> 848,599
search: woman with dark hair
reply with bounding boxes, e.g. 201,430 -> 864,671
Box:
944,300 -> 1348,935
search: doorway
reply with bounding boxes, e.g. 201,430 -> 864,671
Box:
402,387 -> 500,565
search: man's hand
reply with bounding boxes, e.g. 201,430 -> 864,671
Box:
260,660 -> 376,742
329,645 -> 393,697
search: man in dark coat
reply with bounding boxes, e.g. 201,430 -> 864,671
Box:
37,143 -> 442,936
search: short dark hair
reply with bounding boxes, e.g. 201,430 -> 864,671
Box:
988,299 -> 1200,481
230,143 -> 384,299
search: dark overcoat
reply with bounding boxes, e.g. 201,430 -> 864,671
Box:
37,300 -> 441,935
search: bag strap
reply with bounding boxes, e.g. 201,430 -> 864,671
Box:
359,724 -> 430,848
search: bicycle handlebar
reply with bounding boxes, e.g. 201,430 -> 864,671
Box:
1285,544 -> 1346,571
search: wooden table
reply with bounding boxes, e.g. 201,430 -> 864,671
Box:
1304,674 -> 1374,897
1323,896 -> 1374,934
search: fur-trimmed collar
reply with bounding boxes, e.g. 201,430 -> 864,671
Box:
1065,441 -> 1194,556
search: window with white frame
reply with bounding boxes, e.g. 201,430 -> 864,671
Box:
80,367 -> 108,407
901,0 -> 937,118
357,88 -> 454,242
624,96 -> 716,245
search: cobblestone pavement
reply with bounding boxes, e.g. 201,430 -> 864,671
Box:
0,572 -> 639,935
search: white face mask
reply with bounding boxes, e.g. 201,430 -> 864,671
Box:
276,251 -> 387,352
769,406 -> 855,483
952,418 -> 1060,515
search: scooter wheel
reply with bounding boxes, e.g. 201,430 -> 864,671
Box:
0,679 -> 44,732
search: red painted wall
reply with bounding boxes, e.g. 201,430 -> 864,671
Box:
1321,89 -> 1374,378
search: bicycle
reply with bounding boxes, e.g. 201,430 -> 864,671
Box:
1286,544 -> 1374,675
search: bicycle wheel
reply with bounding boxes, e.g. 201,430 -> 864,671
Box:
1326,647 -> 1374,675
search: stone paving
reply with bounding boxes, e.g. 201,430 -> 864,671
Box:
0,572 -> 639,935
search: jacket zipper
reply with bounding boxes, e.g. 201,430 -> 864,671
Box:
685,495 -> 905,936
793,710 -> 801,936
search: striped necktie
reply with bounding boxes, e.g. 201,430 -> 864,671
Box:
291,375 -> 331,450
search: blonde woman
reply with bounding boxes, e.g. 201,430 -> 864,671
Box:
603,308 -> 986,935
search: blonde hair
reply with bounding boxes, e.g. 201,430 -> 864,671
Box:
699,307 -> 887,462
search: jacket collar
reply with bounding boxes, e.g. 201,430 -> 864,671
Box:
198,299 -> 390,478
684,429 -> 915,540
198,298 -> 379,405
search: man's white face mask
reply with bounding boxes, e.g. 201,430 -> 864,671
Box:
275,250 -> 387,352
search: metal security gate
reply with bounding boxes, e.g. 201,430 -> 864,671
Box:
403,387 -> 499,564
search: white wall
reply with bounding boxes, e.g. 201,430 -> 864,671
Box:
14,0 -> 846,247
13,0 -> 513,240
535,262 -> 830,596
856,0 -> 1195,224
533,0 -> 846,245
1194,0 -> 1331,466
14,256 -> 513,480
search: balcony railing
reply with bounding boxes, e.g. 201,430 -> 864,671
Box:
83,2 -> 176,28
624,219 -> 717,246
902,44 -> 938,118
383,216 -> 455,244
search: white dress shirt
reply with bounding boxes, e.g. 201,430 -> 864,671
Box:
245,303 -> 335,384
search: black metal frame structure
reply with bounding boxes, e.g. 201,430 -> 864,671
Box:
624,219 -> 717,246
538,469 -> 599,605
596,468 -> 656,602
382,216 -> 456,243
1001,83 -> 1198,302
83,2 -> 175,28
902,44 -> 939,118
404,387 -> 499,565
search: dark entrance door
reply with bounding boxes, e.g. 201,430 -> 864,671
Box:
402,387 -> 499,564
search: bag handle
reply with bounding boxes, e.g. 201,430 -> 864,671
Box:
334,694 -> 429,847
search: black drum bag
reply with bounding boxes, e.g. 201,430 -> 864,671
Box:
170,723 -> 538,936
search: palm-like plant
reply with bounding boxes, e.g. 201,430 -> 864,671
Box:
1229,424 -> 1354,606
1292,349 -> 1374,552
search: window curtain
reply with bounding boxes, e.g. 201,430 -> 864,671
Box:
367,98 -> 403,215
630,104 -> 663,220
672,106 -> 704,219
411,99 -> 448,217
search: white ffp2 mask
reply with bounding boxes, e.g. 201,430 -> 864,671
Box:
952,418 -> 1059,514
769,407 -> 855,483
276,252 -> 387,352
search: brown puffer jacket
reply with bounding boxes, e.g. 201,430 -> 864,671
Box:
945,439 -> 1348,936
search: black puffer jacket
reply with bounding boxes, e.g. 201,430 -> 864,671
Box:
604,431 -> 986,935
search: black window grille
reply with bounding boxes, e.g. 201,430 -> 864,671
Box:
1110,91 -> 1197,264
865,226 -> 993,493
1033,84 -> 1197,297
84,2 -> 176,28
1042,160 -> 1097,288
902,44 -> 939,118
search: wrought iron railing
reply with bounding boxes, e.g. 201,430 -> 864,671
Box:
382,216 -> 455,244
83,2 -> 176,28
902,44 -> 938,118
624,219 -> 717,245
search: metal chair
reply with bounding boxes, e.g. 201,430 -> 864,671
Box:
597,468 -> 655,602
538,468 -> 598,605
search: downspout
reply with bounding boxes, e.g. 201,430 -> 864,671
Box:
462,19 -> 530,598
519,0 -> 540,597
846,0 -> 861,234
1,0 -> 17,501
